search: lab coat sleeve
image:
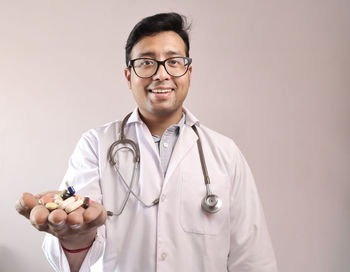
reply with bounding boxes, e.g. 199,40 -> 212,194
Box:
42,130 -> 106,272
42,226 -> 105,272
227,144 -> 278,272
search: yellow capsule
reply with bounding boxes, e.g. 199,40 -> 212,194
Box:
45,202 -> 59,210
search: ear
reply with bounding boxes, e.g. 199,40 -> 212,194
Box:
188,65 -> 192,85
124,68 -> 132,90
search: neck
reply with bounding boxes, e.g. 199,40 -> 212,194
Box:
139,109 -> 183,136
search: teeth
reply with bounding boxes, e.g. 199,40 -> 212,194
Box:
151,89 -> 172,93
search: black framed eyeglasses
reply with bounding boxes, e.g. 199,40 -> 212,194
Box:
128,57 -> 192,78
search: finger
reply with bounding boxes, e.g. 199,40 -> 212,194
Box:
15,193 -> 38,219
30,205 -> 50,232
48,208 -> 68,234
34,191 -> 59,199
66,207 -> 85,229
83,202 -> 107,228
48,208 -> 67,224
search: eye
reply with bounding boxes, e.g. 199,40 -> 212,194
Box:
167,58 -> 181,67
134,59 -> 156,68
140,60 -> 155,66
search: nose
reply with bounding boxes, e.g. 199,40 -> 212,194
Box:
152,63 -> 171,81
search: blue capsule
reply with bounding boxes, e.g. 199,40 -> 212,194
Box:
67,186 -> 76,196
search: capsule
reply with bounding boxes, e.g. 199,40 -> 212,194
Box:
67,186 -> 76,196
65,199 -> 84,213
60,189 -> 70,200
46,202 -> 59,210
65,181 -> 75,195
59,196 -> 76,209
82,197 -> 90,209
54,194 -> 63,205
61,192 -> 71,200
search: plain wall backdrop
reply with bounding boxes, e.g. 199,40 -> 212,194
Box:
1,0 -> 349,271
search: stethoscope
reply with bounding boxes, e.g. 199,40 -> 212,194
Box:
106,112 -> 222,216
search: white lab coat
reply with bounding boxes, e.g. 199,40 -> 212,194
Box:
42,108 -> 278,272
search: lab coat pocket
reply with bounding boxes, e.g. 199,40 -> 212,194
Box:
180,171 -> 230,235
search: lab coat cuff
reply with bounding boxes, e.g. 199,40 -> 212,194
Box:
42,225 -> 105,272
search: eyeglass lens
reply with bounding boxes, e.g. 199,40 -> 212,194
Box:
132,57 -> 190,78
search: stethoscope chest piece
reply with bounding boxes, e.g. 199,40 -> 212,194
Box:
201,194 -> 222,213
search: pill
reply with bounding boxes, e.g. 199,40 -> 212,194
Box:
54,194 -> 63,205
60,189 -> 67,196
67,186 -> 76,196
46,202 -> 59,210
82,197 -> 90,209
40,195 -> 54,205
61,192 -> 71,200
59,196 -> 76,210
53,194 -> 63,204
65,199 -> 84,213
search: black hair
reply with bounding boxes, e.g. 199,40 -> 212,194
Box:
125,12 -> 190,66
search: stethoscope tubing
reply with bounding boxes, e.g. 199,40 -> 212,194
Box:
107,112 -> 222,216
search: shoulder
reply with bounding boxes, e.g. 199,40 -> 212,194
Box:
183,107 -> 238,153
195,124 -> 253,181
197,123 -> 238,152
193,123 -> 244,173
81,120 -> 122,141
72,120 -> 122,155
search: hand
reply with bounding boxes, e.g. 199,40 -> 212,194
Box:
15,191 -> 107,250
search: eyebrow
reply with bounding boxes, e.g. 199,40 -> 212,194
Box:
136,50 -> 184,58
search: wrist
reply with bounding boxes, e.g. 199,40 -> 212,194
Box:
61,240 -> 94,253
59,231 -> 97,252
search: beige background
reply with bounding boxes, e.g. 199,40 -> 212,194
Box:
1,0 -> 349,271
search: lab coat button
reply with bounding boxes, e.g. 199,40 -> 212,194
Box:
160,252 -> 167,260
163,142 -> 169,148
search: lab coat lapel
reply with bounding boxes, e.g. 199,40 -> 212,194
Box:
132,122 -> 163,202
164,124 -> 198,186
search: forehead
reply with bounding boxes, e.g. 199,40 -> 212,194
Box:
130,31 -> 187,59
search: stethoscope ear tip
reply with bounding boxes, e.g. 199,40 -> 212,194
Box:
201,194 -> 222,213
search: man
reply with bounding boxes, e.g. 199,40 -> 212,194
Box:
16,12 -> 278,271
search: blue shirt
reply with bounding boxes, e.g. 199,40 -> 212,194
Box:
152,113 -> 186,176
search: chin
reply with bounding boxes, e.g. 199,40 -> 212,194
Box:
150,107 -> 180,116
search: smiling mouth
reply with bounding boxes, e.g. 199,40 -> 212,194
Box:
149,89 -> 173,93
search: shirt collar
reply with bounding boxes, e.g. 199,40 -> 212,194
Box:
168,112 -> 185,132
125,107 -> 200,127
182,107 -> 199,127
152,113 -> 185,143
126,107 -> 143,125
